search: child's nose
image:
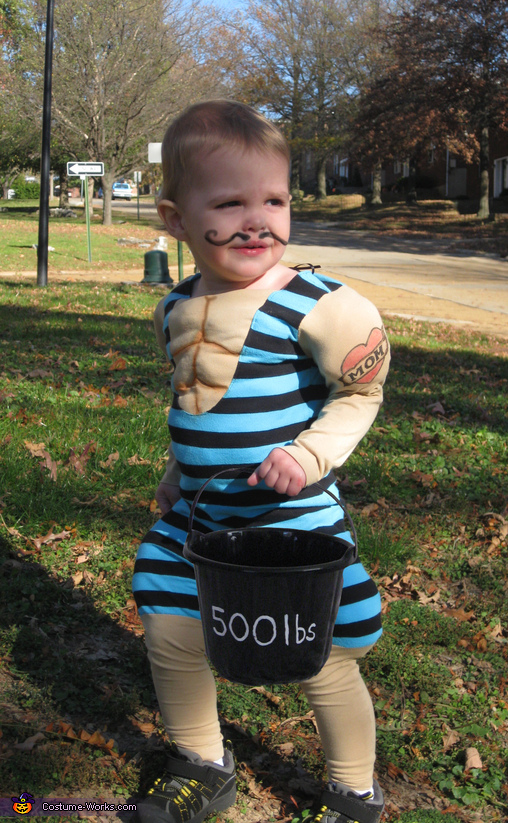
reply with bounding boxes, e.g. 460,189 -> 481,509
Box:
242,210 -> 266,232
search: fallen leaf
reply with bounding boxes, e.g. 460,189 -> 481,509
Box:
65,441 -> 96,475
428,401 -> 446,415
442,730 -> 460,751
127,454 -> 151,465
443,607 -> 475,623
76,554 -> 89,564
14,732 -> 45,751
248,686 -> 283,706
109,357 -> 127,370
23,441 -> 47,457
276,742 -> 295,755
465,747 -> 482,771
33,525 -> 72,550
361,502 -> 379,517
113,395 -> 128,408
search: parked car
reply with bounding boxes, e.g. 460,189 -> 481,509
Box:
112,181 -> 132,200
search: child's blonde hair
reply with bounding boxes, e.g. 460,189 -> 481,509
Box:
159,99 -> 290,203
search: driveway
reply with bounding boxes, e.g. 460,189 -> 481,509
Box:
283,223 -> 508,339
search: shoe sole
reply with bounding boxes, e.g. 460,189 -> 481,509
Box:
192,783 -> 237,823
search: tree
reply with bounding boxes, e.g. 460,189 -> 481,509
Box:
0,0 -> 39,197
354,0 -> 508,216
206,0 -> 396,199
20,0 -> 219,224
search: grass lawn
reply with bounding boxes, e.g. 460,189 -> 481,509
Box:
0,280 -> 507,822
0,199 -> 194,274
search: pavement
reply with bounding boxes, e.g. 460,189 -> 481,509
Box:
2,211 -> 507,339
283,223 -> 508,339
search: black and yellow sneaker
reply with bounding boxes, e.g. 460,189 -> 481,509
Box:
312,779 -> 384,823
134,742 -> 236,823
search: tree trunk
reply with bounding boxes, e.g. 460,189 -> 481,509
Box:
477,123 -> 490,220
102,171 -> 115,225
406,157 -> 418,205
290,154 -> 301,197
315,156 -> 327,200
371,164 -> 382,205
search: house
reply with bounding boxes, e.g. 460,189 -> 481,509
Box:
296,127 -> 508,203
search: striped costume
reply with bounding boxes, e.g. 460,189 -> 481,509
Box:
133,268 -> 389,648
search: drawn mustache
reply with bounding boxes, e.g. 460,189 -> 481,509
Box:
204,230 -> 288,246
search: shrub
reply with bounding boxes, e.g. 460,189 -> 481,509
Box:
13,177 -> 41,200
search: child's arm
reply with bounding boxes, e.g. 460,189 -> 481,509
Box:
155,444 -> 182,514
153,297 -> 182,514
250,284 -> 390,493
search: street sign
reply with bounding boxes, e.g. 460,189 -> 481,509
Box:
148,143 -> 162,163
67,161 -> 104,176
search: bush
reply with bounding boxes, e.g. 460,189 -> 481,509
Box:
13,177 -> 41,200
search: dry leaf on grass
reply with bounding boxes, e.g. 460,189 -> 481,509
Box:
127,454 -> 151,465
14,732 -> 45,751
465,747 -> 482,770
442,729 -> 460,751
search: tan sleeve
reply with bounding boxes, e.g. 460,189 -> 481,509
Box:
159,442 -> 182,486
154,297 -> 181,485
153,296 -> 170,360
280,284 -> 390,487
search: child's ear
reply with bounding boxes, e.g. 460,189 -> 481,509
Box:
157,200 -> 186,240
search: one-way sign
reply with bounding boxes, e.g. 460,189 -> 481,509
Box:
67,161 -> 104,176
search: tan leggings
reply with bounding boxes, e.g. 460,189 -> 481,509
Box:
141,614 -> 376,791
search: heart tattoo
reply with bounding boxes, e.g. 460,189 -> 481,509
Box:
341,328 -> 389,385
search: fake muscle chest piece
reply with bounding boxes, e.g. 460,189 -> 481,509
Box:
169,290 -> 268,415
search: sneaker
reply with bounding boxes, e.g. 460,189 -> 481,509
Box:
134,742 -> 237,823
311,779 -> 384,823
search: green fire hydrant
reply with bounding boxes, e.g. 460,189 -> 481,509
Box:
142,250 -> 173,284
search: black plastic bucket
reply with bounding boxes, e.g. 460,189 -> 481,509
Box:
183,468 -> 357,685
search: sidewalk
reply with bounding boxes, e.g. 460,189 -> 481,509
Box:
2,223 -> 507,339
283,223 -> 508,339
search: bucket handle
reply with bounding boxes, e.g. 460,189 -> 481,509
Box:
187,466 -> 358,555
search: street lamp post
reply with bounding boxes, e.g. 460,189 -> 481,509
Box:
36,0 -> 55,287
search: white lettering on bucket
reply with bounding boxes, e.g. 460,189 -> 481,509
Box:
212,606 -> 227,636
211,606 -> 317,647
296,614 -> 307,644
253,615 -> 277,646
229,612 -> 249,642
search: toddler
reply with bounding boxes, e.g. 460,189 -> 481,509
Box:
133,99 -> 390,823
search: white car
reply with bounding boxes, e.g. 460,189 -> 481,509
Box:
112,182 -> 132,200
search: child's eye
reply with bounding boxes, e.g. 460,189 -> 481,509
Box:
215,201 -> 240,209
267,198 -> 284,206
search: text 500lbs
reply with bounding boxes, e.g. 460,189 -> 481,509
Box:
211,606 -> 317,647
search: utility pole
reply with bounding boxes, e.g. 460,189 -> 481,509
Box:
36,0 -> 55,287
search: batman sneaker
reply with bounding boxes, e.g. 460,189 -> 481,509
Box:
134,742 -> 236,823
311,779 -> 384,823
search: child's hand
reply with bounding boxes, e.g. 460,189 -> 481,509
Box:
155,482 -> 181,515
247,448 -> 306,496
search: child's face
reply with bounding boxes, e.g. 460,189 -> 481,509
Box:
159,145 -> 291,291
